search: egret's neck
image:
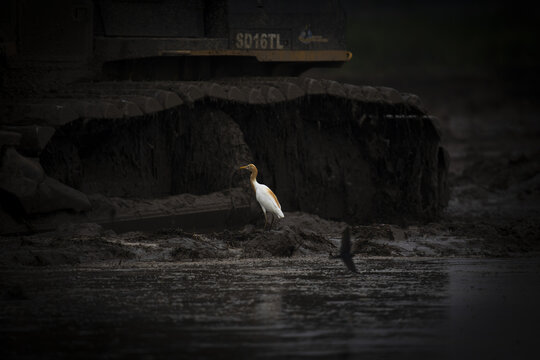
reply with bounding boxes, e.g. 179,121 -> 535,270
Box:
250,167 -> 258,191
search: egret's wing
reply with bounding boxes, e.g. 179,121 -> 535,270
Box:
341,256 -> 358,273
264,186 -> 281,209
256,184 -> 284,218
340,227 -> 352,255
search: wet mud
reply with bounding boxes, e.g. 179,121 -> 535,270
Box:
2,143 -> 540,266
1,204 -> 538,268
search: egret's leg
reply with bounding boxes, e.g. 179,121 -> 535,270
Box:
269,213 -> 275,230
263,210 -> 268,230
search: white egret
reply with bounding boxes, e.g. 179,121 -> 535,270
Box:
239,163 -> 284,229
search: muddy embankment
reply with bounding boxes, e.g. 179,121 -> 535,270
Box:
2,146 -> 539,266
1,205 -> 539,267
2,78 -> 539,266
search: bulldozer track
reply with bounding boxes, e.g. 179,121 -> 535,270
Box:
0,77 -> 445,235
2,77 -> 426,127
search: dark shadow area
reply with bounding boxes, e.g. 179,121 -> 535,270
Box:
102,56 -> 328,81
307,0 -> 540,225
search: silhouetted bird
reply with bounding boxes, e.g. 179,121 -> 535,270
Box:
332,226 -> 358,273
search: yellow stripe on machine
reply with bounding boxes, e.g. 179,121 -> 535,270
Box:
159,49 -> 352,62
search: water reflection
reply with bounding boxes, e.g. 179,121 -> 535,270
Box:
1,257 -> 539,359
254,291 -> 283,322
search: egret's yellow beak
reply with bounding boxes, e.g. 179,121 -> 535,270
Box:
239,165 -> 249,170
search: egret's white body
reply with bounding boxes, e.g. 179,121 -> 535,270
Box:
240,164 -> 284,228
254,182 -> 284,220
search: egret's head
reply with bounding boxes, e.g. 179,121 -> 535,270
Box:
239,163 -> 256,171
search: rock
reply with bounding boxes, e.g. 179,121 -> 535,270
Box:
20,176 -> 91,213
0,148 -> 44,198
2,125 -> 56,156
0,148 -> 91,214
0,130 -> 22,148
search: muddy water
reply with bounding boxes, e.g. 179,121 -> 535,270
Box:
2,257 -> 539,359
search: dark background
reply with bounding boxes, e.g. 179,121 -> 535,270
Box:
310,0 -> 540,174
338,0 -> 538,83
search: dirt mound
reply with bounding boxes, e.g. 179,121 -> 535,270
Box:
3,208 -> 539,267
0,223 -> 132,266
0,213 -> 342,266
